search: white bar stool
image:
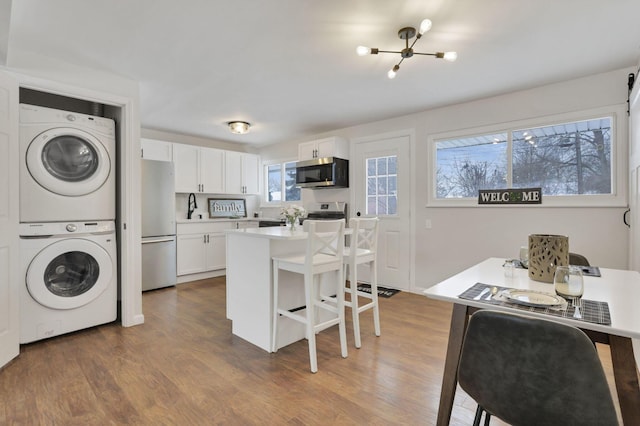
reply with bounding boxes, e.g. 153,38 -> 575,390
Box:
271,219 -> 348,373
343,217 -> 380,348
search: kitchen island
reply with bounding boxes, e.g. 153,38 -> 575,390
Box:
226,226 -> 310,352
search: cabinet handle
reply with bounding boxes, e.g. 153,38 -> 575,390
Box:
203,234 -> 206,243
207,234 -> 210,243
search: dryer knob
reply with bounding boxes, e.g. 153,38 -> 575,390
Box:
66,114 -> 76,121
66,224 -> 78,232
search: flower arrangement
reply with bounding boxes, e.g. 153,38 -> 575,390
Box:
281,205 -> 306,229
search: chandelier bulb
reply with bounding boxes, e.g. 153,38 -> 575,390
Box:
443,51 -> 457,62
419,19 -> 432,35
387,65 -> 399,79
356,46 -> 371,56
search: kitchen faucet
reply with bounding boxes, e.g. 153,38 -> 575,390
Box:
187,193 -> 197,219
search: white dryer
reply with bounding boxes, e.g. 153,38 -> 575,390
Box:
19,221 -> 117,344
19,104 -> 116,223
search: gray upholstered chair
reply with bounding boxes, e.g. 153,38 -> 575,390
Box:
569,252 -> 591,266
458,310 -> 618,426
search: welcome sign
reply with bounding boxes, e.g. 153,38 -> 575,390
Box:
478,187 -> 542,205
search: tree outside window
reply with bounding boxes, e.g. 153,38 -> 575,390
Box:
266,161 -> 300,203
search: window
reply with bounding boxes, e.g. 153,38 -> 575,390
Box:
265,161 -> 300,203
431,109 -> 624,207
367,155 -> 397,215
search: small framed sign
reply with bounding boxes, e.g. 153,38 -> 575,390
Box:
208,198 -> 247,218
478,187 -> 542,205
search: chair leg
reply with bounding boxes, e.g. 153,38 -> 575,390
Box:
484,411 -> 491,426
305,273 -> 318,373
336,268 -> 348,358
349,263 -> 362,348
472,405 -> 484,426
370,260 -> 381,337
271,261 -> 279,353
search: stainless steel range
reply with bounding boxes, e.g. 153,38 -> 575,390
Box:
301,202 -> 348,225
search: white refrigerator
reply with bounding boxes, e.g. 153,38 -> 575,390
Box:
141,160 -> 176,291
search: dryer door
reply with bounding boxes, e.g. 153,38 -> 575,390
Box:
26,127 -> 111,196
26,238 -> 113,310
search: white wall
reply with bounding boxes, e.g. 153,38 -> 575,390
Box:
260,67 -> 633,291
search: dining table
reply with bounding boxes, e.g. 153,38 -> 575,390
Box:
424,257 -> 640,426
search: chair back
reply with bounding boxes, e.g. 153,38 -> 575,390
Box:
303,219 -> 345,262
347,217 -> 379,261
569,252 -> 591,266
458,310 -> 618,426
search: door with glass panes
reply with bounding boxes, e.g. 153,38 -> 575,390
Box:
353,134 -> 411,290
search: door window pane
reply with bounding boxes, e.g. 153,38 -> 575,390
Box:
42,136 -> 99,182
44,251 -> 99,297
366,155 -> 397,215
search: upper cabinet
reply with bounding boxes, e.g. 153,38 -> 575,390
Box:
141,138 -> 173,162
298,137 -> 348,161
224,152 -> 260,194
173,143 -> 224,193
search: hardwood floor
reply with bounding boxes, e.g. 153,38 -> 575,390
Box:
0,277 -> 622,425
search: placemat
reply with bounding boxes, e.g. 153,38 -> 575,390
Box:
508,260 -> 601,277
458,282 -> 611,326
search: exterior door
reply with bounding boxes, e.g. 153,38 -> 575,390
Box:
0,71 -> 19,369
352,133 -> 411,290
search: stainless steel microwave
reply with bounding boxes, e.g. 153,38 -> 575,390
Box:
295,157 -> 349,189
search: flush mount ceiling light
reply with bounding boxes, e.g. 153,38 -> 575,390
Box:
356,18 -> 457,79
228,121 -> 251,134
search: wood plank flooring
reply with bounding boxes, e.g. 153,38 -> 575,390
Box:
0,277 -> 622,425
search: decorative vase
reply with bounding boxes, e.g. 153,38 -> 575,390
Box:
287,217 -> 297,230
528,234 -> 569,283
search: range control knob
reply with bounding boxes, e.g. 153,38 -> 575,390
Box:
66,224 -> 78,232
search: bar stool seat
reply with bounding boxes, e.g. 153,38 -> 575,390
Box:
271,219 -> 347,373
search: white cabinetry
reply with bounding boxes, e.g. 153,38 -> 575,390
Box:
141,138 -> 173,161
176,222 -> 233,275
298,137 -> 348,161
173,143 -> 224,193
224,151 -> 260,194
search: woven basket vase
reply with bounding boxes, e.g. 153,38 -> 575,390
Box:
528,234 -> 569,283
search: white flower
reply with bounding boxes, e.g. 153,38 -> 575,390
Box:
280,205 -> 306,222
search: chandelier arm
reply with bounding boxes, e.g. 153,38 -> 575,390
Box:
411,52 -> 439,56
375,50 -> 403,54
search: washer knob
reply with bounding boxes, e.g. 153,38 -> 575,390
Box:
66,224 -> 78,232
66,114 -> 76,121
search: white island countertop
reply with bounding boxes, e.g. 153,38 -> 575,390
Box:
225,226 -> 307,240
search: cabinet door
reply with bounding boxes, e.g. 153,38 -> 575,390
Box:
173,143 -> 201,193
141,138 -> 173,161
298,140 -> 317,160
201,147 -> 224,194
225,151 -> 243,194
242,153 -> 260,194
316,137 -> 348,159
206,233 -> 226,270
176,233 -> 207,275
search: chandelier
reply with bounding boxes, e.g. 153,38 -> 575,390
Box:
356,19 -> 457,79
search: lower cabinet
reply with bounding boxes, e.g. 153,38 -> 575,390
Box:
176,221 -> 259,276
177,222 -> 233,276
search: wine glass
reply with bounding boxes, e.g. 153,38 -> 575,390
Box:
554,266 -> 584,317
519,246 -> 529,269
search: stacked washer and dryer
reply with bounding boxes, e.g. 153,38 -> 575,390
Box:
18,104 -> 118,344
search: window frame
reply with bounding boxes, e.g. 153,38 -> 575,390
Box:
262,158 -> 301,206
427,105 -> 627,208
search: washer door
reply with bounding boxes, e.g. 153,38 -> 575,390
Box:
26,238 -> 113,310
26,127 -> 111,196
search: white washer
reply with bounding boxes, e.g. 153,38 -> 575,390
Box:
19,104 -> 116,223
19,221 -> 117,344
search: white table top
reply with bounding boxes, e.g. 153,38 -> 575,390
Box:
424,257 -> 640,339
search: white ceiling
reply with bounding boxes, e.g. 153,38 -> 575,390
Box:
5,0 -> 640,147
